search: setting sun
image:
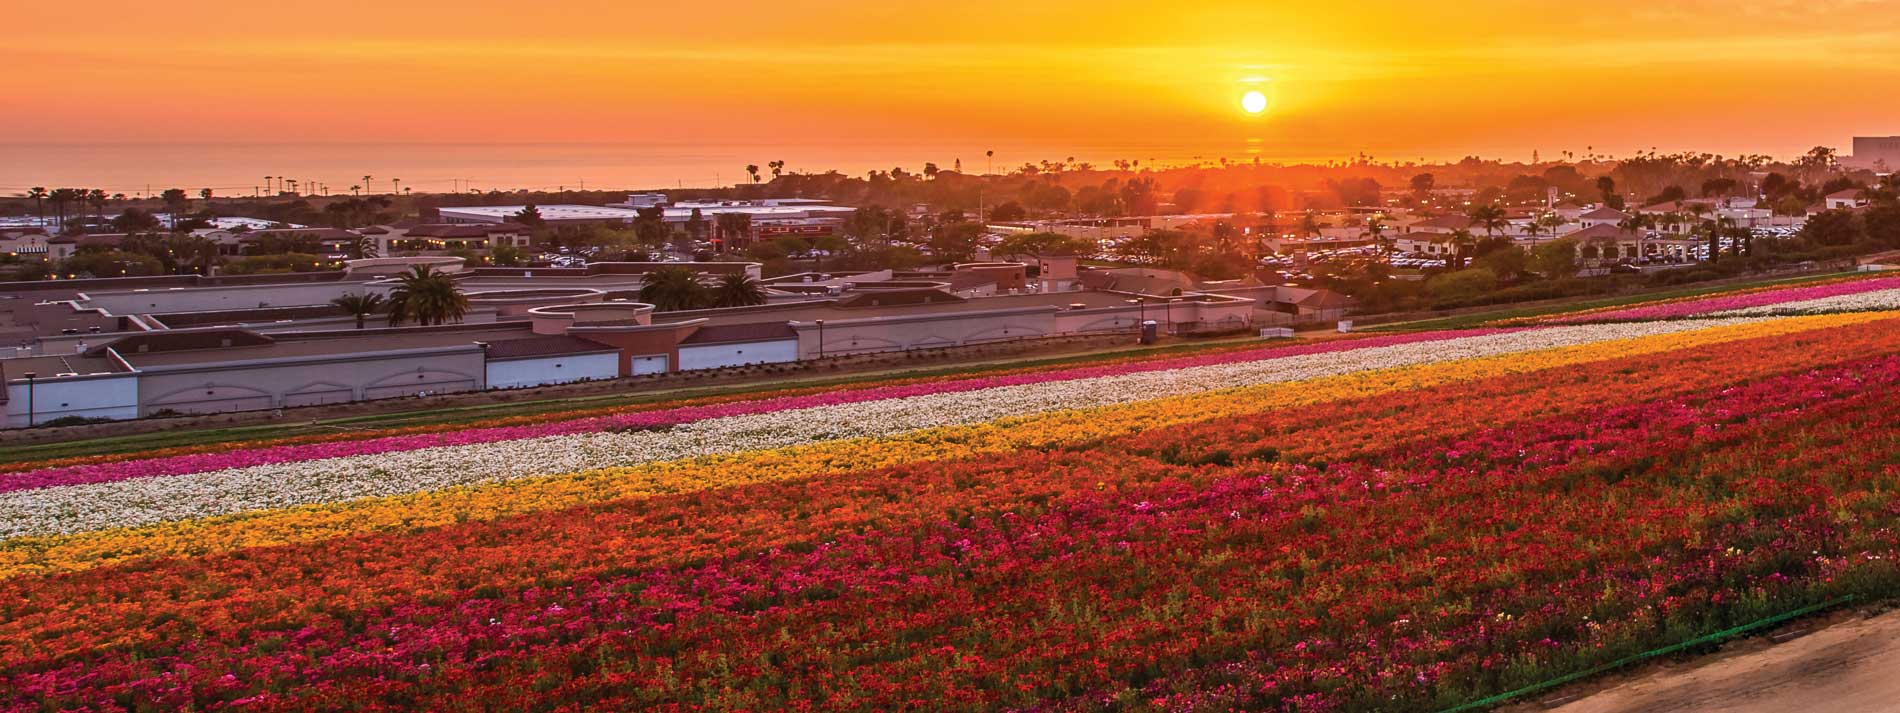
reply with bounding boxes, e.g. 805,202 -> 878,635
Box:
1241,90 -> 1268,115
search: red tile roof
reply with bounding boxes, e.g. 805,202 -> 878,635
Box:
1579,207 -> 1632,220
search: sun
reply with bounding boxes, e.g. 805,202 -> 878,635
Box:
1241,90 -> 1268,115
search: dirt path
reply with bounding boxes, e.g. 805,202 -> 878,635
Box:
1513,607 -> 1900,713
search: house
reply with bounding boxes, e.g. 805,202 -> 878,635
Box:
1407,215 -> 1473,235
1394,233 -> 1455,256
1561,224 -> 1695,263
1577,207 -> 1633,229
1825,189 -> 1869,211
381,223 -> 533,256
0,229 -> 49,261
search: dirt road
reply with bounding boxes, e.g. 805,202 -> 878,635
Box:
1517,608 -> 1900,713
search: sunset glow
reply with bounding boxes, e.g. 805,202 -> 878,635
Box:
4,0 -> 1897,165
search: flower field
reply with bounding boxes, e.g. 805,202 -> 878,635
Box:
1532,272 -> 1900,324
5,309 -> 1900,710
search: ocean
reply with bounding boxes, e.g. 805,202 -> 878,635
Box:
0,141 -> 1286,198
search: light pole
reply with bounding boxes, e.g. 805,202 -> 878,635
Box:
472,342 -> 490,389
22,372 -> 35,427
815,319 -> 825,359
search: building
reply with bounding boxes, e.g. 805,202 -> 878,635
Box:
1406,215 -> 1473,236
1847,137 -> 1900,171
1,255 -> 1353,427
1577,207 -> 1633,229
1561,224 -> 1695,263
1,229 -> 49,261
373,223 -> 534,255
1393,233 -> 1455,256
1825,189 -> 1869,211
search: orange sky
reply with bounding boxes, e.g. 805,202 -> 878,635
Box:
4,0 -> 1898,162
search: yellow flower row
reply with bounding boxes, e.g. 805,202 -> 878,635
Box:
0,313 -> 1884,580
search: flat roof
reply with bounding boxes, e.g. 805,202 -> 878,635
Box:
438,205 -> 643,221
3,352 -> 128,378
116,325 -> 538,369
658,290 -> 1212,329
438,203 -> 854,222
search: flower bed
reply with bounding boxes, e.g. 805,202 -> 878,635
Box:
1,312 -> 1898,710
1540,274 -> 1900,323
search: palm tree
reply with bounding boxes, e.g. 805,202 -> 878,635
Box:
1467,204 -> 1508,241
1365,217 -> 1389,255
638,266 -> 709,311
711,273 -> 766,307
1447,229 -> 1476,270
27,187 -> 46,227
331,292 -> 387,329
1695,218 -> 1722,263
386,266 -> 469,326
1539,212 -> 1565,238
714,212 -> 752,249
87,189 -> 107,223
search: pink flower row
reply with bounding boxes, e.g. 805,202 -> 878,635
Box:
0,329 -> 1509,494
1550,275 -> 1900,323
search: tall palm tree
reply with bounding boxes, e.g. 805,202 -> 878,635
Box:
1365,217 -> 1389,255
88,189 -> 107,223
331,292 -> 387,329
1467,204 -> 1508,241
711,273 -> 766,308
1695,218 -> 1721,263
27,187 -> 46,227
1539,212 -> 1565,237
386,266 -> 469,326
638,266 -> 709,311
1447,229 -> 1476,270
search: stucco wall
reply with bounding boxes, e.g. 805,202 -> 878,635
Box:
486,353 -> 620,389
4,374 -> 140,427
135,349 -> 486,416
792,300 -> 1253,359
798,309 -> 1059,358
677,340 -> 799,371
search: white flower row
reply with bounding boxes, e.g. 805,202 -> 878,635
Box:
0,319 -> 1762,540
1708,288 -> 1900,317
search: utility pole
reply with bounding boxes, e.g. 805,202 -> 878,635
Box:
22,372 -> 35,428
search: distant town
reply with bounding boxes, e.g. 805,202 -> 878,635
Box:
2,139 -> 1897,426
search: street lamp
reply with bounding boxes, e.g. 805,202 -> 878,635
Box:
22,372 -> 35,427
